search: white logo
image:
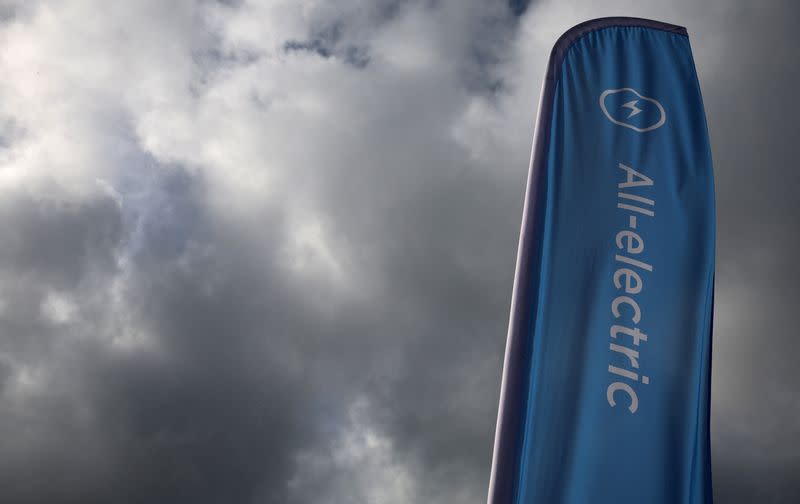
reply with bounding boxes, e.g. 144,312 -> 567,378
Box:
600,88 -> 666,132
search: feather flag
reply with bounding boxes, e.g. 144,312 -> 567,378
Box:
488,17 -> 715,504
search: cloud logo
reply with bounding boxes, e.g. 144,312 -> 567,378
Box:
599,88 -> 666,132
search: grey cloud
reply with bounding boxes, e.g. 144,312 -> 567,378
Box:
0,0 -> 797,503
509,0 -> 532,17
0,190 -> 122,289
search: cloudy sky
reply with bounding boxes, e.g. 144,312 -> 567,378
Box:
0,0 -> 798,503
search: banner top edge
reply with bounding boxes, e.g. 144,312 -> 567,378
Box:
547,17 -> 689,82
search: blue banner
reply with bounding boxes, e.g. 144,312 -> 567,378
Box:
488,18 -> 715,504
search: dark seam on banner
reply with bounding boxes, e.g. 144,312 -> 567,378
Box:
546,17 -> 688,84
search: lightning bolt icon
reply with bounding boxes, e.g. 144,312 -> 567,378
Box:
622,99 -> 643,118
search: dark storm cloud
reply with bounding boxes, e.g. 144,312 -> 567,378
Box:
284,22 -> 344,60
0,190 -> 122,289
0,187 -> 123,502
693,2 -> 800,501
283,35 -> 371,69
508,0 -> 532,17
0,189 -> 122,366
0,0 -> 798,503
0,170 -> 336,503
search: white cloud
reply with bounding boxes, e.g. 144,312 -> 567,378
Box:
288,397 -> 417,504
39,290 -> 78,325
